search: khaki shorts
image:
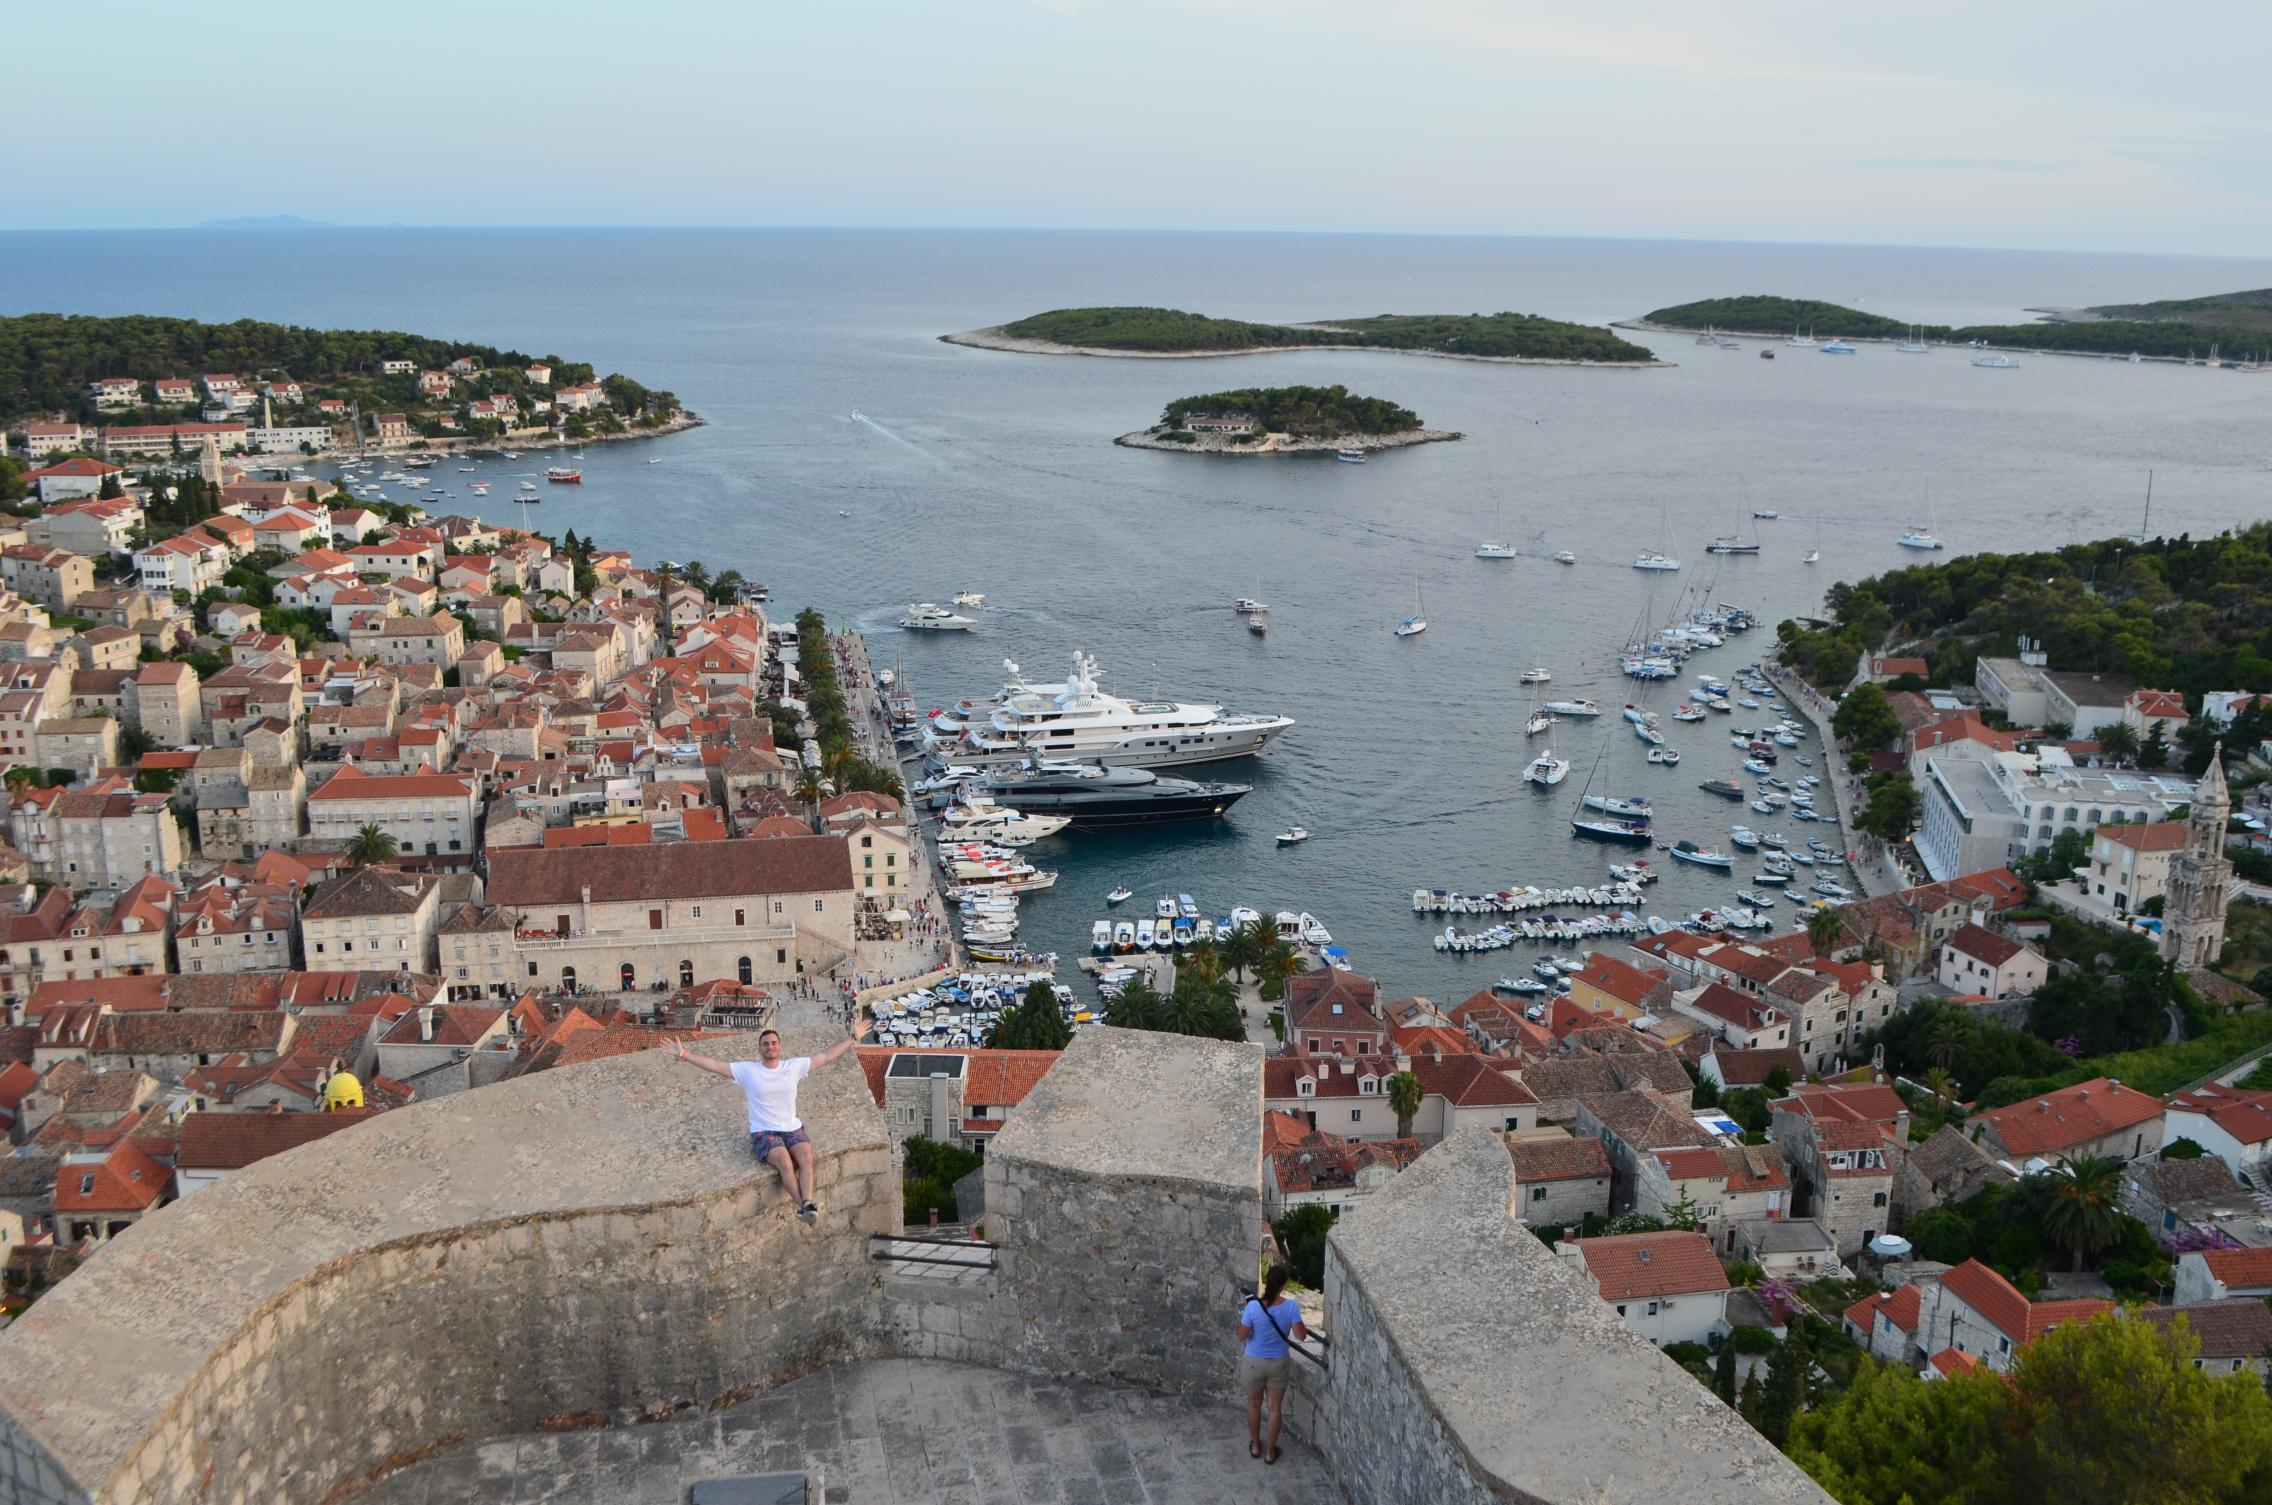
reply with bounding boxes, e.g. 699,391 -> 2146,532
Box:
1239,1354 -> 1291,1392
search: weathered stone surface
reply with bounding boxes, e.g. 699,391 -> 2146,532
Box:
1317,1126 -> 1833,1505
0,1032 -> 890,1505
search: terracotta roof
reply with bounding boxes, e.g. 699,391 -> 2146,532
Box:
2198,1248 -> 2272,1290
1844,1284 -> 1922,1336
1570,954 -> 1669,1008
176,1109 -> 376,1169
1506,1134 -> 1613,1183
489,834 -> 850,905
2099,821 -> 2187,853
1575,1230 -> 1729,1300
1938,1258 -> 2112,1343
1708,1045 -> 1804,1087
1974,1077 -> 2162,1156
1929,1348 -> 1982,1379
52,1140 -> 171,1213
307,767 -> 475,802
965,1050 -> 1060,1107
1406,1053 -> 1537,1108
2134,1299 -> 2272,1360
1685,981 -> 1783,1031
378,1005 -> 502,1047
1944,923 -> 2027,968
2164,1084 -> 2272,1147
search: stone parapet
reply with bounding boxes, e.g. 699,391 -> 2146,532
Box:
1308,1125 -> 1832,1505
0,1030 -> 894,1505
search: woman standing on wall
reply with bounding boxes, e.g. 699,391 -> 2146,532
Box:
1239,1261 -> 1308,1464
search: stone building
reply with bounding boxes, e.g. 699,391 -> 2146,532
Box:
2161,750 -> 2235,973
300,866 -> 443,975
484,835 -> 855,996
1971,1076 -> 2163,1164
305,767 -> 479,857
1505,1132 -> 1614,1231
1772,1112 -> 1895,1260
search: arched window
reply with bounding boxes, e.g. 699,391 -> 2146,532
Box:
561,965 -> 576,992
738,955 -> 753,985
620,961 -> 636,991
679,959 -> 694,988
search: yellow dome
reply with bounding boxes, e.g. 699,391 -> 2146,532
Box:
322,1071 -> 365,1110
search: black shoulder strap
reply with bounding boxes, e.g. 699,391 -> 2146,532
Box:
1255,1296 -> 1291,1343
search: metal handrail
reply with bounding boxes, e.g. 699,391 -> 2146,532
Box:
869,1250 -> 996,1271
873,1232 -> 998,1250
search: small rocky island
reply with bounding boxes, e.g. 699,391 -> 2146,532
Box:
1116,384 -> 1458,455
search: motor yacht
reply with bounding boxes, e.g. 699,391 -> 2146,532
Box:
1821,339 -> 1856,354
975,759 -> 1252,826
926,651 -> 1293,770
1335,448 -> 1367,463
1542,699 -> 1600,718
1971,353 -> 2016,369
901,603 -> 978,630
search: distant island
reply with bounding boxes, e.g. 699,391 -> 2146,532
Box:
1639,293 -> 2268,360
946,306 -> 1659,365
194,214 -> 333,230
1116,384 -> 1457,455
0,312 -> 690,455
2062,287 -> 2272,338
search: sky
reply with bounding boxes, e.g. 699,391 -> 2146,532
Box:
6,0 -> 2271,256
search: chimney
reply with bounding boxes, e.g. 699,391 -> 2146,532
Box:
418,1005 -> 434,1042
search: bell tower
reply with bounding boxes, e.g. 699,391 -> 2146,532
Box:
2161,744 -> 2233,973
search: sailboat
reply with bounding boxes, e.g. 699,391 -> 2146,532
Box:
1898,484 -> 1945,550
1707,494 -> 1763,556
1476,496 -> 1516,559
1804,516 -> 1821,565
1897,325 -> 1930,354
1569,744 -> 1652,844
1633,501 -> 1681,571
1394,576 -> 1427,637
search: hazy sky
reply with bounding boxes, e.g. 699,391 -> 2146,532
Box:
7,0 -> 2269,254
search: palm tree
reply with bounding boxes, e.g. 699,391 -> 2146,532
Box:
345,823 -> 397,865
1221,918 -> 1268,983
1106,974 -> 1167,1031
1181,939 -> 1224,990
2041,1155 -> 2126,1270
1386,1071 -> 1424,1140
679,560 -> 711,589
1257,939 -> 1305,1002
1926,1014 -> 1968,1074
2095,721 -> 2140,763
792,769 -> 825,824
1922,1066 -> 1957,1106
1806,904 -> 1845,957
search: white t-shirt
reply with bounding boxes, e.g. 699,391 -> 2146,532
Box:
729,1057 -> 812,1133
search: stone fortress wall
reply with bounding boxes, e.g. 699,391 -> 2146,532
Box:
0,1027 -> 1828,1505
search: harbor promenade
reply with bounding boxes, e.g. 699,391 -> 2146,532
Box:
1760,658 -> 1907,900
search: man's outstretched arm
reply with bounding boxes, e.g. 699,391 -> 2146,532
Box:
672,1041 -> 737,1078
809,1016 -> 874,1069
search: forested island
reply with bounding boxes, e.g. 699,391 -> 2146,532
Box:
0,312 -> 682,437
2076,287 -> 2272,337
1640,294 -> 2266,360
1117,384 -> 1454,454
946,306 -> 1657,364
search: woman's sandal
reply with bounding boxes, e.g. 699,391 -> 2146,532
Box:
1249,1441 -> 1263,1460
1266,1447 -> 1281,1466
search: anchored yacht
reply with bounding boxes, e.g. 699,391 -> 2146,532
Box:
901,603 -> 977,630
925,652 -> 1293,771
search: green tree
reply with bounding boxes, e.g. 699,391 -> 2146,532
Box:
1104,974 -> 1166,1031
1257,939 -> 1304,1002
1901,1206 -> 1977,1264
2160,1136 -> 2205,1160
1386,1071 -> 1423,1139
1272,1203 -> 1336,1288
1755,1320 -> 1812,1447
987,981 -> 1071,1051
1807,904 -> 1847,956
1855,771 -> 1921,841
1831,682 -> 1901,750
2095,720 -> 2140,762
2140,718 -> 2171,770
792,769 -> 824,821
345,823 -> 397,865
2040,1155 -> 2127,1271
1787,1357 -> 2007,1505
1221,917 -> 1268,983
1922,1065 -> 1958,1105
1714,1341 -> 1737,1406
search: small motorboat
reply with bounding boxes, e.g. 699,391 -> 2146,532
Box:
1518,667 -> 1552,685
953,591 -> 987,607
1278,827 -> 1310,846
1106,886 -> 1133,905
1555,551 -> 1577,565
1647,747 -> 1681,765
1335,448 -> 1368,463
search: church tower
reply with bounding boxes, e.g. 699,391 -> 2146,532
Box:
198,432 -> 224,486
2161,744 -> 2233,973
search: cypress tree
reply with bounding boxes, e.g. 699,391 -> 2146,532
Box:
1714,1342 -> 1737,1405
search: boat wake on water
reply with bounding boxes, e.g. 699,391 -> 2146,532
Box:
850,411 -> 944,465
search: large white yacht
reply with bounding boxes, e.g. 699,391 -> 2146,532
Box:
901,603 -> 977,631
924,652 -> 1294,771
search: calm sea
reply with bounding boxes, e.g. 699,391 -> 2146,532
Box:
6,228 -> 2271,999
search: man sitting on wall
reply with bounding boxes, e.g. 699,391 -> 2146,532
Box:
673,1020 -> 868,1223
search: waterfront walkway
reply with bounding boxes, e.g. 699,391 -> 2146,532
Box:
1760,659 -> 1908,901
361,1358 -> 1330,1505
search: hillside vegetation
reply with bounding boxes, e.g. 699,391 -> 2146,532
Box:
997,306 -> 1653,362
2085,286 -> 2272,337
0,313 -> 676,430
1645,295 -> 2254,359
1775,523 -> 2272,707
1158,385 -> 1421,438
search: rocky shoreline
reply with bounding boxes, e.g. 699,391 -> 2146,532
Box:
943,326 -> 1669,369
1114,426 -> 1460,455
334,409 -> 705,461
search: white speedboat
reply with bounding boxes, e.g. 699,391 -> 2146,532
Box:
1092,921 -> 1113,953
1971,353 -> 2016,369
925,650 -> 1293,770
1542,699 -> 1600,718
901,603 -> 977,630
1278,827 -> 1309,845
1106,886 -> 1133,905
1821,339 -> 1856,355
1524,751 -> 1570,786
1632,552 -> 1682,571
1555,551 -> 1576,565
1335,448 -> 1367,463
952,591 -> 987,607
